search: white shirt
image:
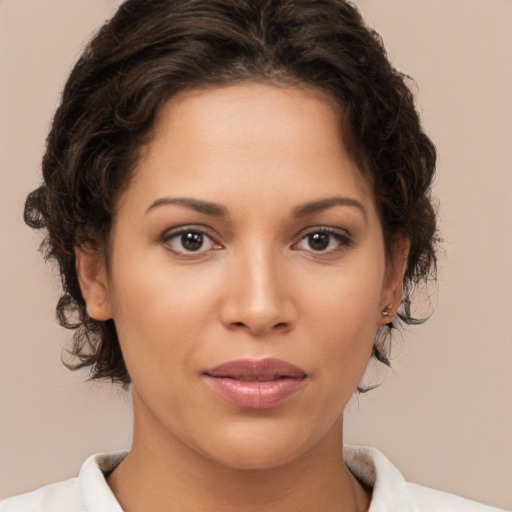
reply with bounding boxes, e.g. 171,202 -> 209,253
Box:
0,446 -> 505,511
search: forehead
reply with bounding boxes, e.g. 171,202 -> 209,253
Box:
121,82 -> 374,215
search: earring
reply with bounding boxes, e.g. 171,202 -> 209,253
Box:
381,305 -> 393,317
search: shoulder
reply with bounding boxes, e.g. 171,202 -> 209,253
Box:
406,482 -> 506,511
0,451 -> 127,512
344,445 -> 506,512
0,478 -> 82,512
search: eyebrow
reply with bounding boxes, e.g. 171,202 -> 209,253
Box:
146,197 -> 227,216
146,195 -> 367,220
293,197 -> 368,220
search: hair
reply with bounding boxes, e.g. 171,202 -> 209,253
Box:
24,0 -> 438,387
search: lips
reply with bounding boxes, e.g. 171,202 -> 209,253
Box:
204,358 -> 307,409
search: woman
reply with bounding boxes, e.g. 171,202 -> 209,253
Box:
0,1 -> 506,510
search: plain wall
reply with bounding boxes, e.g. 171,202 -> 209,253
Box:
0,0 -> 511,509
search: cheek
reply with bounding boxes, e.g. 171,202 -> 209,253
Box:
313,286 -> 378,379
301,254 -> 384,336
107,256 -> 222,377
298,255 -> 385,384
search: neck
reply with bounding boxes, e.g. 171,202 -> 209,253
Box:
108,397 -> 370,512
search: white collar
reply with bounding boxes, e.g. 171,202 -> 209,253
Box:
344,445 -> 419,511
78,446 -> 417,511
79,451 -> 126,512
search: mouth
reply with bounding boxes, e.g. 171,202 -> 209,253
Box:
203,358 -> 307,409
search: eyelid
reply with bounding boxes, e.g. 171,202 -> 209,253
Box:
292,226 -> 354,253
161,225 -> 212,241
160,225 -> 223,255
298,225 -> 351,238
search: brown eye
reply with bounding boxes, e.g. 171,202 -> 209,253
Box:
294,228 -> 353,255
163,228 -> 219,255
307,232 -> 330,251
181,231 -> 204,251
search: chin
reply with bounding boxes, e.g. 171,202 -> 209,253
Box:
210,444 -> 304,471
197,420 -> 322,471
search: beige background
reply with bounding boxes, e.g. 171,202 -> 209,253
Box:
0,0 -> 511,509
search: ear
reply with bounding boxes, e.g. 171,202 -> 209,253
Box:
75,246 -> 113,321
378,234 -> 410,324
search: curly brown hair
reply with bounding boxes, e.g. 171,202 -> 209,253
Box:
24,0 -> 438,387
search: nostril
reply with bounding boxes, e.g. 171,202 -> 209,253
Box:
229,320 -> 288,333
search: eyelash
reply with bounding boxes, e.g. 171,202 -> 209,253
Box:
161,226 -> 221,256
292,227 -> 353,255
160,226 -> 353,257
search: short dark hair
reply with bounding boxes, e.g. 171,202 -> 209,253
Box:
24,0 -> 438,386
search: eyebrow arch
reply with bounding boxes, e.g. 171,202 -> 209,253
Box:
294,197 -> 368,220
146,197 -> 227,217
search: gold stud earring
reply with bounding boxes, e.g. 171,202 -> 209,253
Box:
381,304 -> 393,317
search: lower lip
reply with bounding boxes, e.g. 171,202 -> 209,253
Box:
204,376 -> 305,409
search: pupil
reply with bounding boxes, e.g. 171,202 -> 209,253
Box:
181,232 -> 203,251
308,232 -> 330,251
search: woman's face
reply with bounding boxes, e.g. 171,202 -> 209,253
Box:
81,83 -> 404,469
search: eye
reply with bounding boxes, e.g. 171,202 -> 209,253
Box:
162,228 -> 220,255
294,228 -> 352,254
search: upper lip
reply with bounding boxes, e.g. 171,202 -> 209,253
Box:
205,358 -> 307,380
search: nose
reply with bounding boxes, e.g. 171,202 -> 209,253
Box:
220,245 -> 297,336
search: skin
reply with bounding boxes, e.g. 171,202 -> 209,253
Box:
77,83 -> 408,512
